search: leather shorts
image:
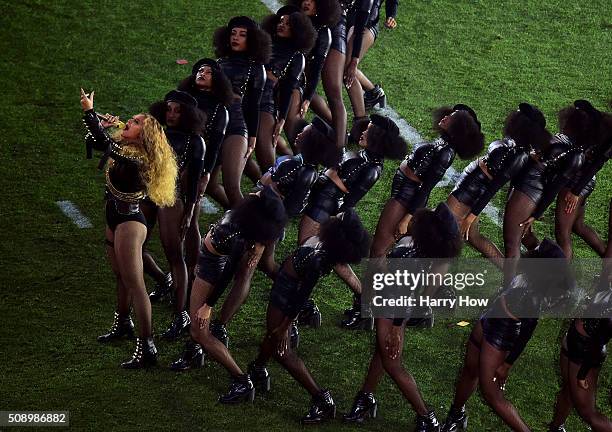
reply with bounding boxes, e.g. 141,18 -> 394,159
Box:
512,163 -> 544,204
105,199 -> 146,232
225,98 -> 248,138
195,247 -> 235,307
330,15 -> 347,54
269,268 -> 313,319
390,168 -> 421,212
564,323 -> 607,368
480,317 -> 521,352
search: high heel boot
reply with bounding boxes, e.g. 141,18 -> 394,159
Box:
363,84 -> 386,110
218,374 -> 255,404
149,272 -> 173,303
247,361 -> 271,392
121,336 -> 158,369
415,410 -> 441,432
169,339 -> 205,371
301,389 -> 336,425
97,311 -> 135,343
343,391 -> 377,423
297,299 -> 322,328
441,405 -> 467,432
161,310 -> 190,340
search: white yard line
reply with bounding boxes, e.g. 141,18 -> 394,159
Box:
201,197 -> 220,214
257,0 -> 502,225
56,200 -> 93,228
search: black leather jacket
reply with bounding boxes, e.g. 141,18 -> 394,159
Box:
405,136 -> 456,211
337,148 -> 384,208
270,154 -> 318,217
218,53 -> 267,138
165,129 -> 205,205
303,24 -> 331,102
268,38 -> 306,121
83,110 -> 145,202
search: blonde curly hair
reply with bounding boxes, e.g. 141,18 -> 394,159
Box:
119,114 -> 178,207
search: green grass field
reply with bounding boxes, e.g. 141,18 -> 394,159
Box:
1,0 -> 611,430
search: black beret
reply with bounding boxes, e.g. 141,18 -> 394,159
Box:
311,116 -> 336,143
164,90 -> 197,108
453,103 -> 481,130
228,16 -> 258,30
370,114 -> 400,138
434,202 -> 460,240
574,99 -> 602,122
191,58 -> 218,77
518,102 -> 546,128
276,5 -> 300,16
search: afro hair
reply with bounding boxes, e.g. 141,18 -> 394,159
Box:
232,188 -> 288,244
261,11 -> 317,53
411,207 -> 463,259
148,100 -> 207,136
286,0 -> 341,27
213,19 -> 272,65
320,208 -> 371,264
433,106 -> 485,160
503,108 -> 551,152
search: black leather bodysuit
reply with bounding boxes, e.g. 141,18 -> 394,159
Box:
261,38 -> 305,121
268,154 -> 318,218
83,109 -> 148,230
452,138 -> 529,215
391,136 -> 455,213
305,148 -> 383,223
165,128 -> 205,205
513,133 -> 584,219
187,87 -> 229,172
269,240 -> 334,318
218,53 -> 266,138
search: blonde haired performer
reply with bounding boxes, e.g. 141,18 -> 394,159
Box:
80,88 -> 177,368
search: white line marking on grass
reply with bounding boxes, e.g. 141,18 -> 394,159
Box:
257,0 -> 502,225
56,200 -> 93,228
201,198 -> 220,214
259,0 -> 282,12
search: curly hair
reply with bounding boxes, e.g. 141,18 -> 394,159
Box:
232,189 -> 288,244
320,209 -> 371,264
503,109 -> 551,152
118,114 -> 178,207
411,208 -> 463,259
213,21 -> 272,65
366,125 -> 408,160
148,100 -> 207,136
262,11 -> 317,53
177,71 -> 234,108
433,107 -> 484,159
558,104 -> 610,150
286,0 -> 341,27
298,124 -> 343,167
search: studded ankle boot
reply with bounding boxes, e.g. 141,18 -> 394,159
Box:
210,320 -> 229,347
297,299 -> 322,328
121,337 -> 158,369
415,409 -> 441,432
441,405 -> 467,432
170,339 -> 205,371
97,311 -> 135,343
149,272 -> 173,303
161,310 -> 191,341
247,361 -> 271,392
